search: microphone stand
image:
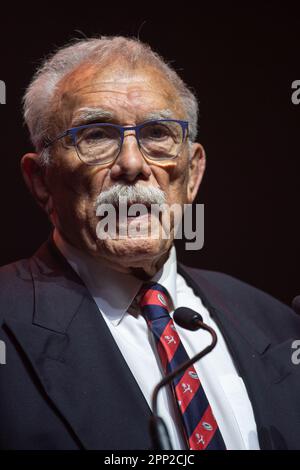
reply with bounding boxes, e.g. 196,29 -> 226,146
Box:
149,320 -> 218,450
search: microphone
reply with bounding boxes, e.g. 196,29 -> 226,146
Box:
149,307 -> 218,450
292,296 -> 300,315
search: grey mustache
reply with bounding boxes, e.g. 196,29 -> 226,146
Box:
95,184 -> 166,207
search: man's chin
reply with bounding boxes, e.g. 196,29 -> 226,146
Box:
95,236 -> 171,269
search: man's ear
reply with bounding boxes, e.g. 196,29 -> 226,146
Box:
20,153 -> 53,216
186,143 -> 206,203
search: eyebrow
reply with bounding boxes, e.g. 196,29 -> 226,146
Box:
71,107 -> 174,127
71,107 -> 114,126
143,109 -> 173,121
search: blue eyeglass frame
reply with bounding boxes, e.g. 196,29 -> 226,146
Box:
43,119 -> 189,165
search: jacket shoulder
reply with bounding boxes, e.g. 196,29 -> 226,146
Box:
180,265 -> 300,340
0,258 -> 33,322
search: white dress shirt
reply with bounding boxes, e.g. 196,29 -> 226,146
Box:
53,229 -> 260,450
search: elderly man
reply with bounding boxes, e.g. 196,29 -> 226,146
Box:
0,36 -> 300,451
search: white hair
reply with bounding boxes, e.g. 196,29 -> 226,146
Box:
23,35 -> 199,165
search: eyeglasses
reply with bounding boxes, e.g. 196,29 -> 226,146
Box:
43,119 -> 189,166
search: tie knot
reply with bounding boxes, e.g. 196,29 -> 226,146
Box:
139,282 -> 172,321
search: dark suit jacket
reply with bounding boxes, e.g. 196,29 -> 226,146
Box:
0,236 -> 300,450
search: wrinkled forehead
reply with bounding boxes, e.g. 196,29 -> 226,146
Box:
51,61 -> 185,128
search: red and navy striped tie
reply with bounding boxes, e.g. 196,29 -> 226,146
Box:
139,282 -> 226,450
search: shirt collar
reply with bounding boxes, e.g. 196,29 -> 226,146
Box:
53,228 -> 177,326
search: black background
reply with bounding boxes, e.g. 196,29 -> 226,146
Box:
0,1 -> 299,305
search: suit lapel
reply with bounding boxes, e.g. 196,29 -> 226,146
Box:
4,238 -> 152,450
178,264 -> 300,449
178,263 -> 298,382
178,264 -> 271,355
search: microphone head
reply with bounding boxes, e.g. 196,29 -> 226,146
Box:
292,296 -> 300,315
173,307 -> 203,331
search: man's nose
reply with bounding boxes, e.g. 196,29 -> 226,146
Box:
109,131 -> 151,182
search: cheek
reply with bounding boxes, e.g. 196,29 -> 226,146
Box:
50,163 -> 110,220
151,161 -> 189,204
79,169 -> 112,224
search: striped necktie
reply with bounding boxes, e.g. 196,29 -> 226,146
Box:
139,282 -> 226,450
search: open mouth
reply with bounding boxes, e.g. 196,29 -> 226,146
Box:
96,199 -> 168,240
115,202 -> 161,235
116,202 -> 152,219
